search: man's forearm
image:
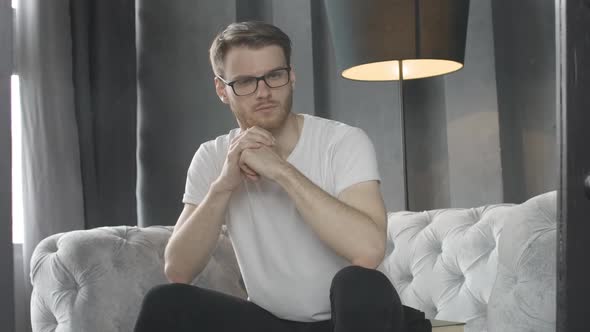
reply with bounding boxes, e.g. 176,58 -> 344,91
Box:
274,163 -> 386,268
164,180 -> 233,283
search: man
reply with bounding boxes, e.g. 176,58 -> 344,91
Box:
134,21 -> 414,332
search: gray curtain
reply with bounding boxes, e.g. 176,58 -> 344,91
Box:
16,0 -> 136,330
17,1 -> 85,330
17,0 -> 82,292
1,1 -> 15,331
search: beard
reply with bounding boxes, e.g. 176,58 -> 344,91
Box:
232,89 -> 294,131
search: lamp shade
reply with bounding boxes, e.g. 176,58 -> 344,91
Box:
324,0 -> 470,81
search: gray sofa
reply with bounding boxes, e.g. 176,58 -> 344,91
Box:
30,191 -> 557,332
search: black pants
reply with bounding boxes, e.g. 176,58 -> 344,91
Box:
134,265 -> 428,332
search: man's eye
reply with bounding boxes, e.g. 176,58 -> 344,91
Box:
267,72 -> 281,79
236,77 -> 256,86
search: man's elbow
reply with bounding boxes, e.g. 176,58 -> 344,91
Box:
351,244 -> 386,269
351,255 -> 384,269
164,263 -> 195,284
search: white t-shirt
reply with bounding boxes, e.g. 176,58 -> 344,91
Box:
183,113 -> 381,322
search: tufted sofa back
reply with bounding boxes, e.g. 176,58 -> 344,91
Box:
30,191 -> 556,332
381,191 -> 556,332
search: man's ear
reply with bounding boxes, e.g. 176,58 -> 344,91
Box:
214,77 -> 229,104
290,66 -> 296,90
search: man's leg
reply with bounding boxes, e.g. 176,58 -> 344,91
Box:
329,265 -> 407,332
134,283 -> 290,332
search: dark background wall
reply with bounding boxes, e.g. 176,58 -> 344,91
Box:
404,78 -> 451,211
443,0 -> 504,208
493,0 -> 557,203
137,0 -> 238,227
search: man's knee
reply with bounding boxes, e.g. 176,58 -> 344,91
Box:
140,283 -> 198,312
331,266 -> 392,292
330,266 -> 406,331
330,265 -> 400,307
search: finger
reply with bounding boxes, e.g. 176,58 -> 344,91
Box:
247,127 -> 276,145
240,162 -> 258,176
232,132 -> 273,149
238,155 -> 256,174
248,126 -> 273,137
230,131 -> 247,147
240,167 -> 259,180
230,140 -> 260,159
236,140 -> 263,153
244,172 -> 259,181
246,131 -> 275,146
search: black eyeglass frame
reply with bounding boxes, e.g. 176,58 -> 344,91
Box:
216,66 -> 292,96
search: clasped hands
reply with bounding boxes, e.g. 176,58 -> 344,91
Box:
232,126 -> 288,182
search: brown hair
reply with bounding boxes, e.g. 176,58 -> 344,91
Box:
209,21 -> 292,77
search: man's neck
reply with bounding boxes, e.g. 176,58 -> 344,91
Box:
272,113 -> 303,160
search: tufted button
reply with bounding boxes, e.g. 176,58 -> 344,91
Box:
432,306 -> 439,317
431,241 -> 443,255
437,245 -> 443,254
48,314 -> 58,329
43,300 -> 59,326
71,279 -> 81,292
458,274 -> 466,284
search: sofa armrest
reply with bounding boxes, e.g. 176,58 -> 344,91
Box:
488,191 -> 556,332
29,225 -> 245,332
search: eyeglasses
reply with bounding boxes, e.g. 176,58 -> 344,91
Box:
217,67 -> 291,96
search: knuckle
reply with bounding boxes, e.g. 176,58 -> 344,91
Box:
237,140 -> 248,149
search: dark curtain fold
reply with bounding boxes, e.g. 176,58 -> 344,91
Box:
69,0 -> 137,229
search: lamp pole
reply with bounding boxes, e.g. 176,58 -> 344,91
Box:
398,60 -> 409,211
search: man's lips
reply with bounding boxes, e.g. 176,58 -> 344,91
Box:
255,104 -> 278,112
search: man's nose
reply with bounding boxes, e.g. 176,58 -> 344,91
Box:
255,79 -> 271,98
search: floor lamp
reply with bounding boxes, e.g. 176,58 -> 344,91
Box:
325,0 -> 470,210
